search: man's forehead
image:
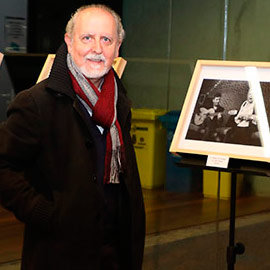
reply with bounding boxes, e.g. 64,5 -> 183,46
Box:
74,8 -> 117,35
77,8 -> 115,26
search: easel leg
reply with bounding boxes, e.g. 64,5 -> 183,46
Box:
227,172 -> 245,270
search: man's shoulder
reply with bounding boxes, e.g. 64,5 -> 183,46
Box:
15,79 -> 63,108
12,79 -> 48,102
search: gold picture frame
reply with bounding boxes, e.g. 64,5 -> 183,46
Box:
170,59 -> 270,162
36,54 -> 55,83
0,53 -> 3,66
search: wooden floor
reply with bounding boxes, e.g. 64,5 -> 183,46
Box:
144,190 -> 270,234
0,209 -> 24,264
1,189 -> 270,265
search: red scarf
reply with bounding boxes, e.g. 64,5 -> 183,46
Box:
69,69 -> 125,184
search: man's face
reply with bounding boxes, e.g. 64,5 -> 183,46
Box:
65,8 -> 121,83
213,96 -> 221,106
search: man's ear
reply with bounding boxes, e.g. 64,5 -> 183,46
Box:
114,41 -> 122,58
64,33 -> 72,53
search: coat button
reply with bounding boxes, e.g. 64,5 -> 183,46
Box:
92,175 -> 97,183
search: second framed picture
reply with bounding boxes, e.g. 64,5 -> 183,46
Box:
170,60 -> 270,162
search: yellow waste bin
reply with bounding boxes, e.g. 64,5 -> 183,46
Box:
203,170 -> 244,199
131,108 -> 167,189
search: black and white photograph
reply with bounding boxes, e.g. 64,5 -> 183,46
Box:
186,79 -> 261,146
170,60 -> 270,162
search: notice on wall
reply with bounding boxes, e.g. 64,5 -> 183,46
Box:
4,16 -> 27,53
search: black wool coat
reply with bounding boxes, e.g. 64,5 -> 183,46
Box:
0,44 -> 145,270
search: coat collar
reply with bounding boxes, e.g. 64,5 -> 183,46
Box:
46,43 -> 76,100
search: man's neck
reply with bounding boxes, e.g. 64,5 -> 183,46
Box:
89,78 -> 103,88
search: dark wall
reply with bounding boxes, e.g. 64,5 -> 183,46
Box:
27,0 -> 123,53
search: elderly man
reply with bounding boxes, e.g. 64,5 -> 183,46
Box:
0,4 -> 145,270
226,89 -> 260,146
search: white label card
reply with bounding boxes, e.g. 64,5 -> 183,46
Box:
206,155 -> 229,168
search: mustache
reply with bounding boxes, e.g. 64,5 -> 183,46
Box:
85,54 -> 106,62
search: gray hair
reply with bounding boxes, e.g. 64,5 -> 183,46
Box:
65,4 -> 125,42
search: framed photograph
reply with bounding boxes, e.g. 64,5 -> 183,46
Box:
170,60 -> 270,162
36,55 -> 127,84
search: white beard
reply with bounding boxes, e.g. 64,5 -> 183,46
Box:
80,64 -> 110,79
80,53 -> 110,79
